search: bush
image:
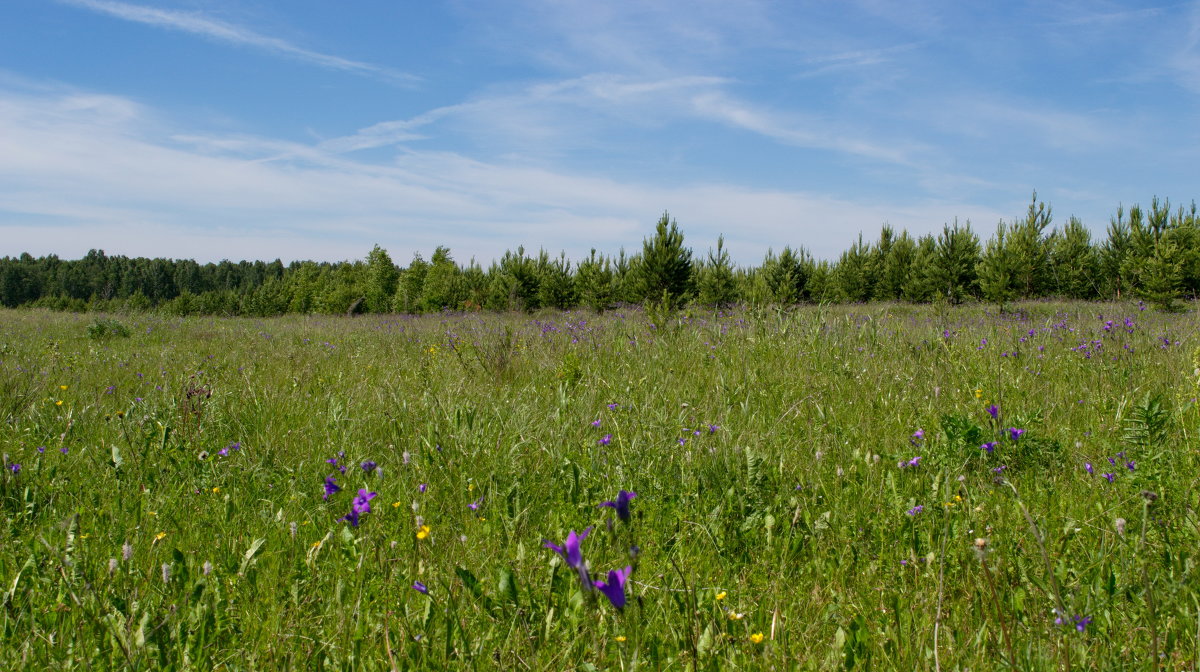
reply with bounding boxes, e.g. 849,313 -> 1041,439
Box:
86,317 -> 131,340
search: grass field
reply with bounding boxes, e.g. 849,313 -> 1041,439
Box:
2,302 -> 1198,670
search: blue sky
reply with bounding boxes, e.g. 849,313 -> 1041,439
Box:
1,1 -> 1197,265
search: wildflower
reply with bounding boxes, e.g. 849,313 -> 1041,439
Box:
615,636 -> 627,642
907,505 -> 924,516
60,385 -> 68,391
607,403 -> 619,410
37,446 -> 45,454
108,558 -> 118,575
986,404 -> 999,420
591,419 -> 602,428
154,531 -> 167,542
323,475 -> 341,501
716,591 -> 727,601
8,463 -> 19,474
1008,428 -> 1025,441
202,561 -> 212,576
543,527 -> 592,571
468,497 -> 483,512
419,483 -> 427,493
707,424 -> 720,433
217,446 -> 229,457
1115,518 -> 1126,536
593,566 -> 633,610
412,580 -> 429,595
980,442 -> 997,453
1085,462 -> 1093,475
122,542 -> 133,562
162,563 -> 171,583
599,490 -> 637,522
900,456 -> 921,468
1072,615 -> 1091,632
910,429 -> 924,446
416,525 -> 431,540
728,611 -> 746,620
750,632 -> 765,644
598,434 -> 612,446
975,389 -> 982,399
1125,460 -> 1136,471
1102,473 -> 1115,483
360,460 -> 377,473
341,489 -> 377,527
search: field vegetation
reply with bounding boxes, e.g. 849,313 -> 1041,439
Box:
2,300 -> 1199,669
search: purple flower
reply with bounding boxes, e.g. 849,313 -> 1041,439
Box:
607,403 -> 619,410
37,446 -> 45,454
907,505 -> 923,516
1102,473 -> 1115,483
980,442 -> 997,453
1085,462 -> 1093,475
1125,461 -> 1136,471
360,460 -> 377,473
993,464 -> 1007,473
323,475 -> 341,501
1008,428 -> 1025,441
60,447 -> 68,455
986,404 -> 999,420
593,566 -> 633,610
468,497 -> 483,511
598,434 -> 612,446
591,419 -> 602,428
599,490 -> 637,522
543,527 -> 592,570
418,483 -> 427,493
8,463 -> 20,474
412,581 -> 429,595
352,489 -> 377,514
707,424 -> 720,433
217,447 -> 229,457
900,456 -> 921,468
910,429 -> 924,446
1073,615 -> 1091,632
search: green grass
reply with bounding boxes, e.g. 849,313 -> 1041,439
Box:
1,302 -> 1198,670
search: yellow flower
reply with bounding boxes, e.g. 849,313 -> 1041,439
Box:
716,591 -> 727,601
468,483 -> 475,492
148,511 -> 157,516
312,540 -> 322,549
615,636 -> 627,643
974,389 -> 982,399
212,487 -> 220,493
60,385 -> 68,391
56,400 -> 63,406
392,501 -> 402,508
750,632 -> 765,644
727,611 -> 745,621
154,531 -> 167,542
416,525 -> 431,540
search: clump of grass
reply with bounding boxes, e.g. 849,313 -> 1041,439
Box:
85,317 -> 131,340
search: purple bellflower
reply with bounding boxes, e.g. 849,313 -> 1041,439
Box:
981,442 -> 998,453
412,581 -> 429,595
599,490 -> 637,522
1008,428 -> 1025,441
323,475 -> 341,501
544,527 -> 592,570
986,404 -> 999,420
594,566 -> 633,610
341,489 -> 377,527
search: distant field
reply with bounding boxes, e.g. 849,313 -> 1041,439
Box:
1,303 -> 1198,670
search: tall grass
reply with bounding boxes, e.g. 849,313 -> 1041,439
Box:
0,301 -> 1197,669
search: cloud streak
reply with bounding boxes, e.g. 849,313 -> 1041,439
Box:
0,85 -> 1005,264
58,0 -> 417,84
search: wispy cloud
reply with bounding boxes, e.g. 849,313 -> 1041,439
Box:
58,0 -> 417,84
0,84 -> 1002,264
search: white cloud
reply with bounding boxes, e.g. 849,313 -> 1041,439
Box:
58,0 -> 417,84
0,85 -> 1003,264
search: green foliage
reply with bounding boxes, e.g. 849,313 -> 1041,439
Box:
930,220 -> 980,304
695,236 -> 739,309
86,317 -> 131,339
635,211 -> 694,313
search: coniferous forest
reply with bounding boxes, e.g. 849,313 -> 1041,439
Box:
3,195 -> 1198,315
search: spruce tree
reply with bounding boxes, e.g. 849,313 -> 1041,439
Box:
695,235 -> 739,308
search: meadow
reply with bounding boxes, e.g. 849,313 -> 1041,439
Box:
1,301 -> 1198,670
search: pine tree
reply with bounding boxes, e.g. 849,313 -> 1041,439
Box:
695,235 -> 739,308
977,222 -> 1017,309
635,212 -> 694,312
930,220 -> 980,304
1049,216 -> 1098,299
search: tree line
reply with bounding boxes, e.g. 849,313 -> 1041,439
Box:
2,194 -> 1198,316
